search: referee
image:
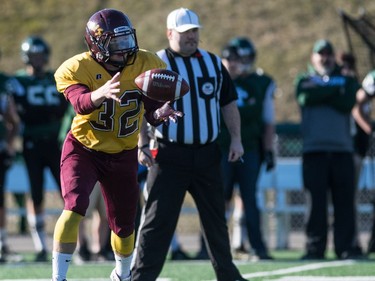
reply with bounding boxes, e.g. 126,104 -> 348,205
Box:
132,7 -> 247,281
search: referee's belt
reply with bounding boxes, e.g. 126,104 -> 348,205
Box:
157,138 -> 214,149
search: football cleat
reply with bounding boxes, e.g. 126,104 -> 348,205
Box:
110,269 -> 131,281
35,249 -> 48,262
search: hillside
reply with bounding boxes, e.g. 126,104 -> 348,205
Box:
2,0 -> 375,122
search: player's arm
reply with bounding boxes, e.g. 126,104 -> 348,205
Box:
4,95 -> 20,155
137,118 -> 154,168
352,88 -> 372,135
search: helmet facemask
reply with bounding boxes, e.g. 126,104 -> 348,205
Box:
87,26 -> 138,68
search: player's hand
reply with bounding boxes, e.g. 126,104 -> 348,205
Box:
264,150 -> 275,172
227,138 -> 244,162
103,72 -> 121,102
91,72 -> 121,106
138,145 -> 155,168
154,102 -> 184,124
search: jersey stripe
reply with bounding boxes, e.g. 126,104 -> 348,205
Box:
155,48 -> 237,145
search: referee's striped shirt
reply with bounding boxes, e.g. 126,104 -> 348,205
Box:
155,47 -> 238,145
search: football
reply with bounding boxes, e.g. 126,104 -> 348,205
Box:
134,69 -> 190,102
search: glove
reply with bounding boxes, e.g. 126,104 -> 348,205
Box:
264,150 -> 275,172
154,102 -> 184,124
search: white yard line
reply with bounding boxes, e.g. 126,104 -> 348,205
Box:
240,260 -> 355,279
207,259 -> 357,281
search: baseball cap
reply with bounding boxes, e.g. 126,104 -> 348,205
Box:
312,39 -> 334,54
167,8 -> 202,33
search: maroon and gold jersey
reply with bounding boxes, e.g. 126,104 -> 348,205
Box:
55,51 -> 166,153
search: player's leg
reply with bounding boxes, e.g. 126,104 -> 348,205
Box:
132,144 -> 190,281
231,193 -> 248,255
23,138 -> 49,261
302,152 -> 329,259
331,152 -> 363,258
90,182 -> 111,261
237,150 -> 271,259
74,184 -> 98,264
52,134 -> 97,281
99,148 -> 139,280
221,155 -> 236,247
191,143 -> 244,281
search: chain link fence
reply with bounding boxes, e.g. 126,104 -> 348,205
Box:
271,122 -> 375,238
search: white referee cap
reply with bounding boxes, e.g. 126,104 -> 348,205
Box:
167,8 -> 202,33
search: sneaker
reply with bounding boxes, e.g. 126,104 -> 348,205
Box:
170,248 -> 191,260
92,249 -> 114,262
255,251 -> 274,260
78,245 -> 92,261
35,250 -> 48,262
110,269 -> 131,281
1,246 -> 23,263
339,248 -> 367,260
74,246 -> 92,264
232,248 -> 250,261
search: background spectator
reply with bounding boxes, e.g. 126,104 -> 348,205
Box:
220,36 -> 276,260
295,39 -> 364,260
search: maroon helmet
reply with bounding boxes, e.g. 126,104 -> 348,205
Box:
84,9 -> 139,67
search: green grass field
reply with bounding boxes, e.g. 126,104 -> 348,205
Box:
1,251 -> 375,281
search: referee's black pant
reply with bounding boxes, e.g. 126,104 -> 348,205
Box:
303,151 -> 360,258
132,141 -> 244,281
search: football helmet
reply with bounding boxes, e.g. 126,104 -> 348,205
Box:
227,37 -> 256,60
85,9 -> 139,67
222,37 -> 256,74
21,36 -> 50,64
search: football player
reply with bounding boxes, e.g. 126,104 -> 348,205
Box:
51,9 -> 181,281
8,35 -> 68,262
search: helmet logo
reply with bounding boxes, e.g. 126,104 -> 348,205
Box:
87,21 -> 104,37
94,26 -> 104,37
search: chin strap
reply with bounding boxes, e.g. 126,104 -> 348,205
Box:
108,53 -> 137,68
